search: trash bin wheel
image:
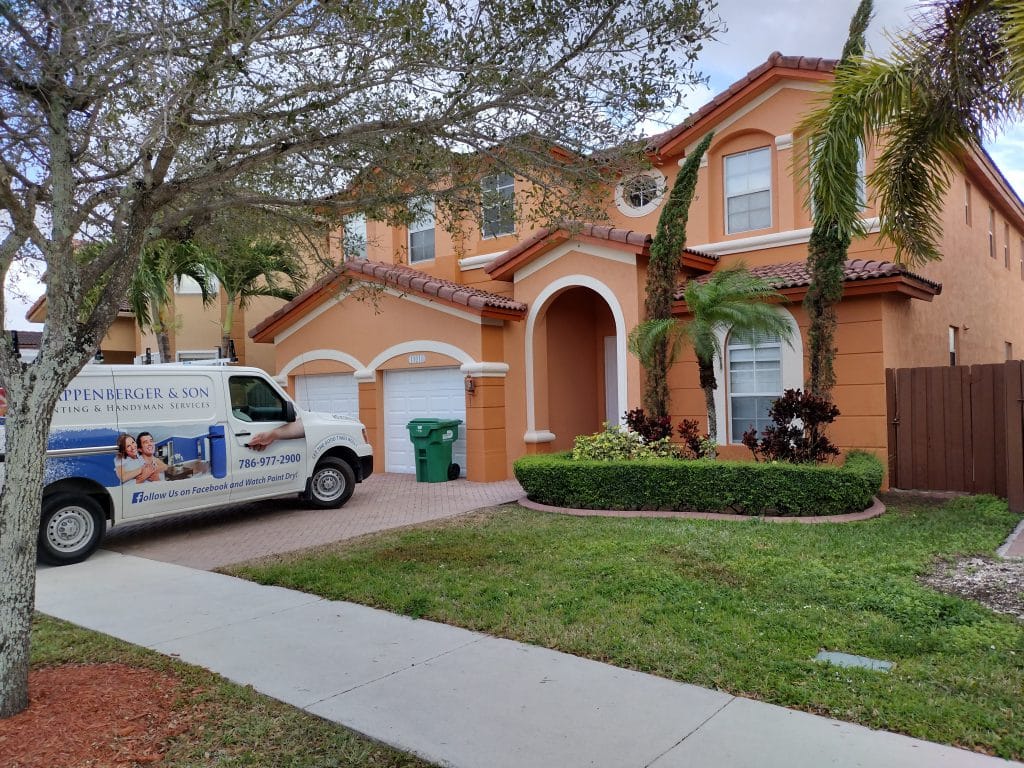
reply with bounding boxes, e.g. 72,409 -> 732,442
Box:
447,463 -> 460,481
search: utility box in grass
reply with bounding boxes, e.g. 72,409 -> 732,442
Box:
406,418 -> 462,482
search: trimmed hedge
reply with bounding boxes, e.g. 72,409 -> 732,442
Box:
514,450 -> 884,517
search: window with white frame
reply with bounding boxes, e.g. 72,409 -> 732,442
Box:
855,140 -> 867,209
408,197 -> 435,263
343,213 -> 367,260
727,329 -> 782,442
1004,223 -> 1011,269
614,169 -> 666,217
481,173 -> 515,238
988,208 -> 996,259
724,147 -> 772,234
174,269 -> 218,296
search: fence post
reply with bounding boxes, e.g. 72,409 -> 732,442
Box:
1004,360 -> 1024,513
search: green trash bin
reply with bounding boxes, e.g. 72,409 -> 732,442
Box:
406,418 -> 463,482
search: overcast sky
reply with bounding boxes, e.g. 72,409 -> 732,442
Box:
6,0 -> 1022,330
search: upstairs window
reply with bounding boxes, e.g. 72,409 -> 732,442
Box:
965,180 -> 973,226
343,214 -> 367,260
727,329 -> 782,442
949,326 -> 959,367
725,147 -> 771,234
988,208 -> 996,259
408,198 -> 435,263
481,173 -> 515,238
1004,223 -> 1011,269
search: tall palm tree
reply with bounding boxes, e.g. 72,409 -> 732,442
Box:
804,0 -> 1024,268
630,264 -> 794,445
208,237 -> 307,357
800,0 -> 873,399
127,240 -> 217,364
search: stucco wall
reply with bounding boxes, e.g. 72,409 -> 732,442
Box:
881,168 -> 1024,369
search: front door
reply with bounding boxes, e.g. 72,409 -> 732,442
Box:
226,374 -> 308,501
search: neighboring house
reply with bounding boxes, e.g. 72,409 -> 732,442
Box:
250,52 -> 1024,483
25,276 -> 287,372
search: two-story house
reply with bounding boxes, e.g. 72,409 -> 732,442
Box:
250,52 -> 1024,482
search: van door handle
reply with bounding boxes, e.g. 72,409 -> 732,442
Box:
235,431 -> 251,437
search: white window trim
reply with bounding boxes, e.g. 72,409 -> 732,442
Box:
408,197 -> 435,264
614,169 -> 666,218
711,307 -> 802,444
344,213 -> 368,260
481,173 -> 515,239
724,146 -> 772,235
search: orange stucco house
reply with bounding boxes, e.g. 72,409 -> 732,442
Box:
250,52 -> 1024,482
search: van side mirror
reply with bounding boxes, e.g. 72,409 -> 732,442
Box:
283,401 -> 297,423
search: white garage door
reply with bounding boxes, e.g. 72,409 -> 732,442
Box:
294,373 -> 359,418
383,368 -> 466,475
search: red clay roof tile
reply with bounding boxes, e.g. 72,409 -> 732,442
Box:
679,259 -> 942,297
485,220 -> 713,276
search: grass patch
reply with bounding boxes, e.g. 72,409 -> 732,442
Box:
230,496 -> 1024,760
30,615 -> 431,767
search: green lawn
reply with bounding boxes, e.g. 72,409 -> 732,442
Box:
30,616 -> 431,767
230,495 -> 1024,760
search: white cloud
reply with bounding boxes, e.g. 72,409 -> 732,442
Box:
653,0 -> 1022,198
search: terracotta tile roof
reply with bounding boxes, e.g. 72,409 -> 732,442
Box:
646,52 -> 837,155
250,258 -> 526,341
344,259 -> 526,313
678,259 -> 942,298
10,329 -> 42,348
25,294 -> 133,322
485,220 -> 715,277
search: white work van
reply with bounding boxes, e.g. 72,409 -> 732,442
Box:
7,364 -> 373,565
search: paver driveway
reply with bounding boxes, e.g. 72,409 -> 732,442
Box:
102,473 -> 523,569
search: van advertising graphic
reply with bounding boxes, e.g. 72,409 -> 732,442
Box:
5,365 -> 370,566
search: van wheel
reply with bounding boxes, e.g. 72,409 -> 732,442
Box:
307,458 -> 355,509
38,494 -> 105,566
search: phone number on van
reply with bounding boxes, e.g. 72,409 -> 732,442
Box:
238,453 -> 301,469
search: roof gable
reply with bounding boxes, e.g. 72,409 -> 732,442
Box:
250,260 -> 526,342
485,220 -> 716,282
646,52 -> 836,161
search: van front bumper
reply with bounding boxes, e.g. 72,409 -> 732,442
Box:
359,454 -> 374,481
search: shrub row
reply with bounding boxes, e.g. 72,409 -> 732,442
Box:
514,450 -> 884,517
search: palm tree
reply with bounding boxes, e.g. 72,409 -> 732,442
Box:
800,0 -> 873,399
804,0 -> 1024,268
208,237 -> 307,358
630,264 -> 794,445
127,240 -> 217,364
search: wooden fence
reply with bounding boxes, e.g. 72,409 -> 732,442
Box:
885,361 -> 1024,512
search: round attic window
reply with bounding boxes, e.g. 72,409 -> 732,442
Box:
614,169 -> 666,217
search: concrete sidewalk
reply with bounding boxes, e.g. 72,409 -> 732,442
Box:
36,552 -> 1021,768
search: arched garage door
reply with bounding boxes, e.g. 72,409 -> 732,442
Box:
293,373 -> 359,418
383,368 -> 466,476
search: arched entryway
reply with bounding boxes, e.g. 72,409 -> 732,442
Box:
532,285 -> 621,452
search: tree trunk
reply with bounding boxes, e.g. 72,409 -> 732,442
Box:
0,377 -> 64,717
697,357 -> 718,457
702,385 -> 717,457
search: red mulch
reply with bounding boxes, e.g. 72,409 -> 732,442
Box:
0,663 -> 194,767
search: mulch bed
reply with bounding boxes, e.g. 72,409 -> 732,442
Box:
0,663 -> 193,767
922,556 -> 1024,621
